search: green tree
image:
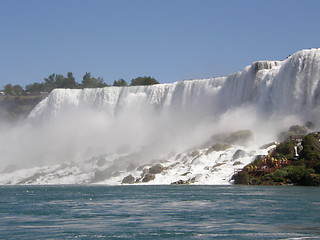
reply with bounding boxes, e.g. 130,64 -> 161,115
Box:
113,79 -> 128,87
54,74 -> 66,88
81,72 -> 107,88
12,85 -> 25,95
3,84 -> 14,95
43,73 -> 56,92
43,72 -> 78,90
65,72 -> 77,88
130,76 -> 159,86
81,72 -> 92,88
25,82 -> 45,94
3,84 -> 24,95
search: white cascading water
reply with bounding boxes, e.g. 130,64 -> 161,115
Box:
1,48 -> 320,185
29,48 -> 320,121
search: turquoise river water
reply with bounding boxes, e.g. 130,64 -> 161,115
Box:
0,185 -> 319,239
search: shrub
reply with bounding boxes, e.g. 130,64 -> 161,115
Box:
283,165 -> 315,185
130,76 -> 159,86
232,171 -> 250,185
272,142 -> 295,160
299,134 -> 320,169
269,169 -> 288,182
113,79 -> 128,86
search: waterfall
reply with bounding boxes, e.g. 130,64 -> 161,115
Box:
1,48 -> 320,184
29,48 -> 320,124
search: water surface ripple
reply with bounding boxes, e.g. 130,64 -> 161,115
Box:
0,185 -> 319,239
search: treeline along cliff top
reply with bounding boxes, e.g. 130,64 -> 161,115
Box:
0,73 -> 159,121
1,72 -> 159,96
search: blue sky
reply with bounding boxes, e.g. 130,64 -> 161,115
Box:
0,0 -> 319,87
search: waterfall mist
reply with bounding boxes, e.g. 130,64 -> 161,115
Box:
1,49 -> 320,181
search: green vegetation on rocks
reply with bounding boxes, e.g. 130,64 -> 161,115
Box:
233,131 -> 320,186
299,133 -> 320,171
271,142 -> 296,160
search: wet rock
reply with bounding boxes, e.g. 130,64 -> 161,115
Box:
189,150 -> 200,157
135,177 -> 142,183
189,177 -> 196,183
212,162 -> 225,168
232,150 -> 246,160
142,173 -> 155,182
181,156 -> 189,164
233,161 -> 242,166
206,143 -> 232,155
171,177 -> 196,185
142,168 -> 149,175
225,130 -> 253,145
278,125 -> 308,142
149,164 -> 164,174
168,162 -> 179,168
17,172 -> 44,184
122,175 -> 135,184
191,155 -> 202,164
211,163 -> 226,172
305,121 -> 315,130
253,61 -> 280,72
181,171 -> 191,176
232,171 -> 250,185
289,125 -> 308,135
259,142 -> 277,149
171,179 -> 188,185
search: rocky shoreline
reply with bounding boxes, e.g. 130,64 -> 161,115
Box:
232,125 -> 320,186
